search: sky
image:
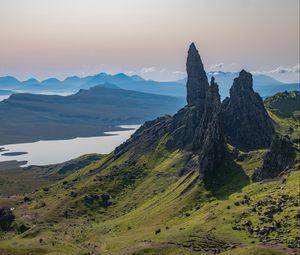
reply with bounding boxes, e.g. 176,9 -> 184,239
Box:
0,0 -> 299,82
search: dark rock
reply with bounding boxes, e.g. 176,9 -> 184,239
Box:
252,135 -> 296,181
222,70 -> 274,149
186,42 -> 209,107
19,224 -> 30,233
100,194 -> 112,208
242,220 -> 252,227
114,43 -> 226,175
166,76 -> 226,175
195,78 -> 226,173
23,196 -> 31,202
84,194 -> 100,204
0,208 -> 15,231
69,191 -> 77,197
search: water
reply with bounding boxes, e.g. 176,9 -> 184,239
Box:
0,92 -> 72,102
0,95 -> 9,101
0,125 -> 140,167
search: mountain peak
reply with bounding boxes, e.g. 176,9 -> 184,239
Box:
188,42 -> 197,51
186,43 -> 209,107
223,69 -> 275,149
116,43 -> 225,174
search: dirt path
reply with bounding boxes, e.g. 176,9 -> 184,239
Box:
259,243 -> 299,255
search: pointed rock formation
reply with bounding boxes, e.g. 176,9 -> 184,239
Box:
197,77 -> 226,173
222,70 -> 275,149
252,135 -> 296,181
186,42 -> 209,108
115,43 -> 226,174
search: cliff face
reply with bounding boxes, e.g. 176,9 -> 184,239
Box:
222,70 -> 275,150
186,43 -> 209,108
197,78 -> 225,173
252,135 -> 296,181
115,44 -> 280,176
115,43 -> 225,174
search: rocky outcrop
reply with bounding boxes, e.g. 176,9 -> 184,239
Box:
115,43 -> 226,174
0,208 -> 15,231
252,135 -> 296,181
186,42 -> 209,108
222,70 -> 274,149
197,78 -> 225,173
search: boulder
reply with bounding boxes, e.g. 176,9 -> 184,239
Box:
0,208 -> 15,231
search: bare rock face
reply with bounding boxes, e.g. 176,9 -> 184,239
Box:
222,70 -> 274,149
0,208 -> 15,231
115,43 -> 226,174
186,42 -> 209,108
197,78 -> 225,173
252,135 -> 296,181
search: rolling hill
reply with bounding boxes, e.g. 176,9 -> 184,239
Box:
0,85 -> 184,145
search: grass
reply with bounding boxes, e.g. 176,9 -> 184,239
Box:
1,143 -> 298,254
265,91 -> 300,140
0,92 -> 299,254
220,246 -> 286,255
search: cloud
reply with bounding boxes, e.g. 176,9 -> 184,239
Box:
159,68 -> 167,73
210,63 -> 224,70
253,64 -> 300,75
141,66 -> 156,73
172,70 -> 185,75
252,64 -> 300,83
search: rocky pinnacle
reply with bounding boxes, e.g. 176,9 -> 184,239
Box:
222,70 -> 275,149
186,42 -> 209,107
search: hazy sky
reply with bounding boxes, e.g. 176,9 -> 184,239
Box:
0,0 -> 299,82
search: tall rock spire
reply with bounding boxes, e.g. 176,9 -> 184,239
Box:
116,44 -> 226,176
186,43 -> 209,107
194,77 -> 225,173
222,70 -> 275,149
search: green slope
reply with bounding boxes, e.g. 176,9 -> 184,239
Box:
0,92 -> 299,255
265,91 -> 300,140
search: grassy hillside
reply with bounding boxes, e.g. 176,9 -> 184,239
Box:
0,92 -> 299,255
265,91 -> 300,141
265,91 -> 300,118
0,154 -> 102,196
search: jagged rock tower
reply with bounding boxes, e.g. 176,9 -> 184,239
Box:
222,70 -> 275,149
186,43 -> 209,108
115,43 -> 226,174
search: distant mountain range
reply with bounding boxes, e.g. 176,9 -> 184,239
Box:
0,71 -> 298,99
0,85 -> 184,145
178,71 -> 299,98
0,73 -> 185,98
